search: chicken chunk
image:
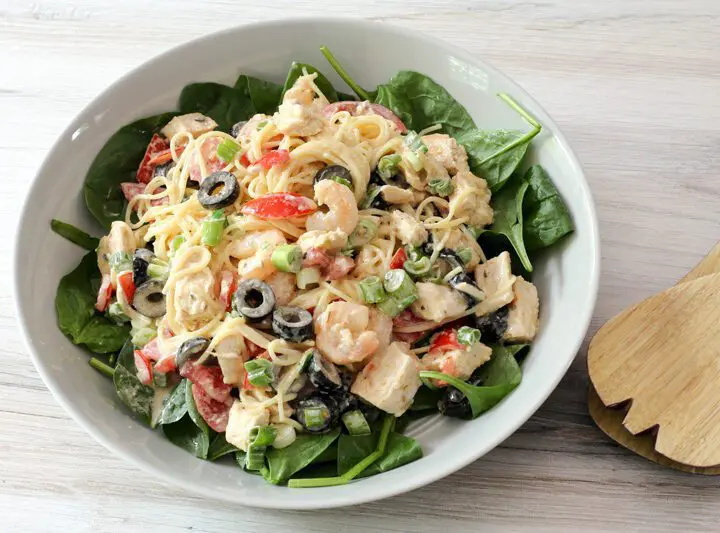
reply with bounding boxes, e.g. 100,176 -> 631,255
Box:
275,74 -> 326,137
391,210 -> 428,247
423,133 -> 469,175
266,272 -> 297,306
449,170 -> 494,228
380,185 -> 414,205
411,282 -> 468,323
225,401 -> 270,451
297,229 -> 348,253
173,270 -> 215,317
422,342 -> 492,384
351,342 -> 421,416
504,277 -> 539,343
161,113 -> 218,139
473,251 -> 517,315
444,227 -> 481,269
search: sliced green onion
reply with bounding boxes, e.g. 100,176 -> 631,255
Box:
360,185 -> 383,209
403,256 -> 432,277
342,410 -> 371,436
271,244 -> 303,273
302,406 -> 331,431
131,326 -> 157,348
89,357 -> 115,379
201,210 -> 226,247
457,326 -> 482,346
108,251 -> 132,273
250,425 -> 277,447
153,371 -> 169,388
348,219 -> 378,248
405,151 -> 423,172
147,262 -> 169,280
403,130 -> 428,154
299,350 -> 314,373
427,178 -> 454,197
107,302 -> 129,325
256,120 -> 269,130
359,276 -> 388,304
457,248 -> 473,265
297,267 -> 321,290
377,154 -> 401,179
244,446 -> 266,471
244,358 -> 274,387
216,138 -> 240,162
329,176 -> 352,189
376,296 -> 405,317
384,269 -> 417,298
171,235 -> 185,253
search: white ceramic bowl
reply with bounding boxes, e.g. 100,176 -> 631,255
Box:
13,18 -> 599,509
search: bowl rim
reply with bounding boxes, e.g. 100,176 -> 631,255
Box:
13,16 -> 600,509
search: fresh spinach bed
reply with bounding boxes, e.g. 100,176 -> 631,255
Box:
52,46 -> 574,487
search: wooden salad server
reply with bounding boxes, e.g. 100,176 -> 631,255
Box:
588,242 -> 720,470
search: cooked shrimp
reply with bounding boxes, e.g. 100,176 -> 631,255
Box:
266,272 -> 297,306
368,308 -> 393,354
275,74 -> 327,137
228,230 -> 287,259
238,249 -> 276,281
314,301 -> 380,365
306,180 -> 359,235
423,133 -> 470,175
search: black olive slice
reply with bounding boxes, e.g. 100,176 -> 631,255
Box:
231,121 -> 247,138
272,306 -> 313,342
313,164 -> 353,189
133,279 -> 166,318
176,337 -> 211,369
475,306 -> 509,343
197,171 -> 240,209
307,350 -> 343,393
232,279 -> 275,321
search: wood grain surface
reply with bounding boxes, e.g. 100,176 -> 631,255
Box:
2,1 -> 720,531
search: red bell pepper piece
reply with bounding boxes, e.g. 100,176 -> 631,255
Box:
134,350 -> 153,385
148,145 -> 184,166
136,134 -> 170,184
429,329 -> 462,353
241,193 -> 317,219
117,271 -> 136,304
256,149 -> 290,170
218,270 -> 237,312
389,248 -> 408,269
95,274 -> 113,312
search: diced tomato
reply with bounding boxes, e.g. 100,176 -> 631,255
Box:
179,361 -> 232,402
117,271 -> 135,304
191,383 -> 233,432
389,248 -> 408,269
241,193 -> 317,220
240,152 -> 251,167
322,102 -> 407,133
138,338 -> 162,361
154,354 -> 177,374
134,350 -> 153,385
303,247 -> 331,268
148,145 -> 184,166
392,309 -> 426,329
429,329 -> 462,353
95,274 -> 113,312
218,270 -> 238,312
324,255 -> 355,280
136,134 -> 170,184
188,137 -> 225,183
245,340 -> 264,358
121,182 -> 146,202
256,149 -> 290,170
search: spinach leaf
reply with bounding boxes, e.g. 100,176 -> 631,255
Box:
480,176 -> 533,271
320,45 -> 370,101
113,341 -> 154,426
155,380 -> 188,426
291,462 -> 338,479
178,82 -> 254,132
84,112 -> 176,229
50,219 -> 99,251
208,433 -> 239,461
163,414 -> 211,459
282,62 -> 340,103
396,409 -> 436,434
55,252 -> 130,353
458,129 -> 532,191
184,379 -> 210,459
337,431 -> 423,478
410,385 -> 441,411
521,165 -> 573,251
373,71 -> 476,137
420,344 -> 526,419
261,429 -> 340,485
234,74 -> 283,115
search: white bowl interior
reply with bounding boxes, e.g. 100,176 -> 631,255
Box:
14,19 -> 599,509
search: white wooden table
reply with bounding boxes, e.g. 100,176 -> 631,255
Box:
3,1 -> 720,531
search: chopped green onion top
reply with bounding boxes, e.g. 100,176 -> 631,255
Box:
107,302 -> 129,325
329,176 -> 352,189
108,251 -> 132,273
361,185 -> 383,209
256,120 -> 269,130
405,151 -> 423,172
296,267 -> 321,290
404,256 -> 432,277
216,138 -> 240,162
384,269 -> 417,297
427,178 -> 454,197
131,326 -> 157,348
457,247 -> 473,265
147,262 -> 169,280
249,425 -> 277,447
201,210 -> 226,247
457,326 -> 482,346
271,244 -> 303,273
377,154 -> 401,179
359,276 -> 388,304
171,235 -> 185,252
244,358 -> 274,387
377,294 -> 411,317
342,410 -> 372,436
403,130 -> 428,154
299,350 -> 314,373
302,406 -> 330,431
348,219 -> 378,248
